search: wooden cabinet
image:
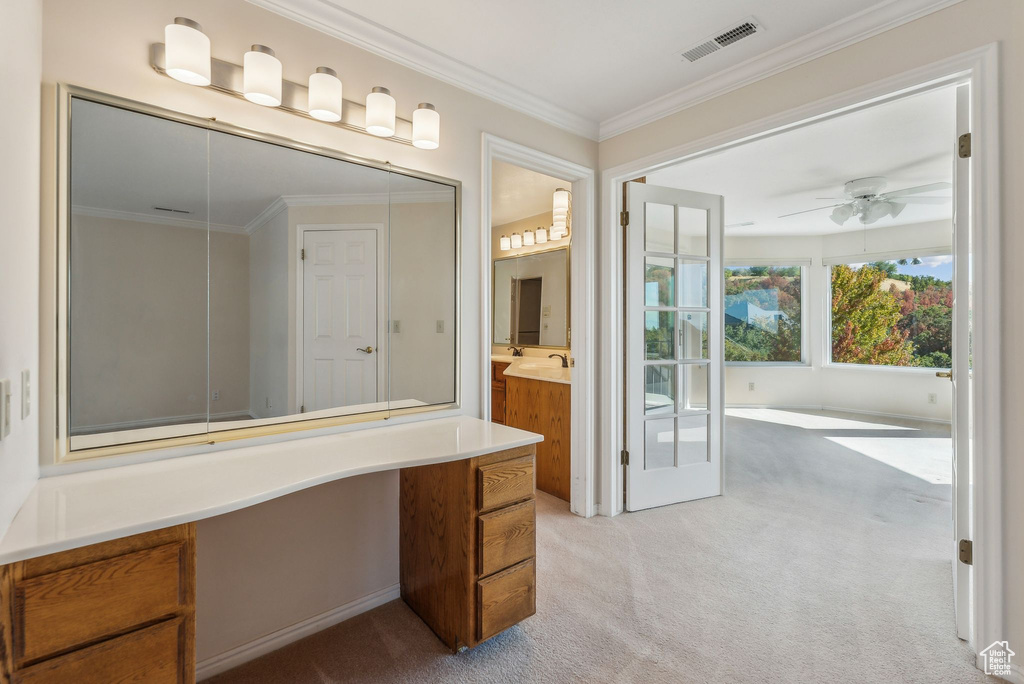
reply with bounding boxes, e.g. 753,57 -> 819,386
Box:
491,361 -> 510,424
505,375 -> 571,501
0,525 -> 196,684
399,445 -> 537,651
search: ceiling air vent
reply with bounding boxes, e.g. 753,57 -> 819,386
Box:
679,17 -> 761,63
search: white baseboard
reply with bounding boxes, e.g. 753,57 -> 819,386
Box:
196,583 -> 401,681
725,403 -> 952,425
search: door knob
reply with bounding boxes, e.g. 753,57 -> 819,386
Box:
357,346 -> 374,354
936,370 -> 952,379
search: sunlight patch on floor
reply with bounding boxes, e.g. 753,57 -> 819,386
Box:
824,436 -> 952,484
726,408 -> 917,431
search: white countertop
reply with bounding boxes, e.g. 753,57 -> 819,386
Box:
501,358 -> 572,385
0,417 -> 542,565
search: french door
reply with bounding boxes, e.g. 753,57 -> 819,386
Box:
625,182 -> 724,511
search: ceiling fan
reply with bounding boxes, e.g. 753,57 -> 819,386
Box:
778,176 -> 952,225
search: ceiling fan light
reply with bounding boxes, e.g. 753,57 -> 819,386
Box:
830,204 -> 854,226
863,201 -> 892,224
889,202 -> 906,218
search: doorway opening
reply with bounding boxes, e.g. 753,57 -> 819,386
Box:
604,48 -> 1001,666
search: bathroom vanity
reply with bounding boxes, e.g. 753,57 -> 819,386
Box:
0,417 -> 542,681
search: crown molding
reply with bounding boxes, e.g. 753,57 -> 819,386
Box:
244,0 -> 600,140
71,206 -> 247,234
597,0 -> 966,140
245,190 -> 454,234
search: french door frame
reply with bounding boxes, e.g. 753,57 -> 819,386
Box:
599,45 -> 1002,665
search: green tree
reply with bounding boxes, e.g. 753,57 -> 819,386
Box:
831,264 -> 914,365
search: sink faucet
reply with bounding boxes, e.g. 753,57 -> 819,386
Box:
508,346 -> 524,357
548,353 -> 569,368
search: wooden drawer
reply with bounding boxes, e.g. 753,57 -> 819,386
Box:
478,456 -> 534,512
476,558 -> 536,642
492,361 -> 510,386
14,542 -> 187,663
491,386 -> 506,424
478,500 -> 535,577
12,618 -> 183,684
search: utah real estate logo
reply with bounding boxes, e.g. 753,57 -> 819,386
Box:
979,641 -> 1015,677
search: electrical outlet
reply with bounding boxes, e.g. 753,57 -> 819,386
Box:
212,390 -> 220,401
21,369 -> 30,419
392,320 -> 401,333
748,382 -> 755,391
436,320 -> 445,333
928,393 -> 937,405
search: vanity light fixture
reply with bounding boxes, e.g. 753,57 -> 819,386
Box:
500,235 -> 512,251
536,227 -> 548,244
153,19 -> 439,147
164,18 -> 211,86
308,67 -> 342,122
551,187 -> 572,240
366,87 -> 396,137
510,232 -> 523,249
243,45 -> 282,107
524,230 -> 536,246
412,103 -> 440,150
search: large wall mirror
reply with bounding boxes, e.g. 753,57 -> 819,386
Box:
63,91 -> 459,458
492,249 -> 569,348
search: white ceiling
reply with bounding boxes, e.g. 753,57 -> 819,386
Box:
646,85 -> 956,237
71,99 -> 449,230
491,161 -> 568,227
249,0 -> 961,139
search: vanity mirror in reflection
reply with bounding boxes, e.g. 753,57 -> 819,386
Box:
492,249 -> 569,348
64,92 -> 458,457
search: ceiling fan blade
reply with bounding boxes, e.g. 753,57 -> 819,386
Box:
883,181 -> 951,197
778,204 -> 842,219
814,197 -> 846,200
885,196 -> 951,204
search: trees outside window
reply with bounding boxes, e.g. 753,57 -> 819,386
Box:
724,266 -> 802,363
830,256 -> 953,368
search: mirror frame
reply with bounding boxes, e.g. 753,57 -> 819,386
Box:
53,84 -> 461,463
492,244 -> 571,351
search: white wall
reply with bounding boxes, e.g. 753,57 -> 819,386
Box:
39,0 -> 597,666
724,221 -> 953,422
598,0 -> 1024,660
0,0 -> 42,535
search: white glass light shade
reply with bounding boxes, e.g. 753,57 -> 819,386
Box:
553,188 -> 571,212
830,204 -> 855,226
365,87 -> 396,137
308,67 -> 342,122
524,230 -> 536,246
511,233 -> 523,249
536,227 -> 548,244
500,235 -> 511,251
165,18 -> 211,86
861,201 -> 892,225
412,103 -> 440,149
552,207 -> 569,221
243,45 -> 282,107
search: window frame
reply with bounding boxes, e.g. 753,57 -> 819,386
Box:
824,247 -> 954,372
723,259 -> 810,367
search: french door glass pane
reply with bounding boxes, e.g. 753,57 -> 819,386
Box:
677,414 -> 710,465
645,257 -> 674,306
678,258 -> 707,308
677,206 -> 708,256
679,363 -> 708,411
645,311 -> 675,360
645,365 -> 674,415
645,202 -> 675,253
644,418 -> 675,469
679,311 -> 708,359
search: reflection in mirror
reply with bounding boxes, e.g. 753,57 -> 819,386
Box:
66,96 -> 458,454
69,99 -> 210,448
492,249 -> 569,348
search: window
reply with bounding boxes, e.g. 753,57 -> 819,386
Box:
830,255 -> 952,368
724,265 -> 803,363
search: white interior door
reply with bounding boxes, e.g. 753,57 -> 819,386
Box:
625,182 -> 724,511
302,229 -> 378,411
951,82 -> 972,641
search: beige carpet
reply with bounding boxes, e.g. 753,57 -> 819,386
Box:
208,409 -> 992,683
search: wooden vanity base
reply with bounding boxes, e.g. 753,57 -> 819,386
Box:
506,375 -> 571,501
399,445 -> 537,650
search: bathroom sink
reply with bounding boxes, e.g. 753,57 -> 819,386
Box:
511,362 -> 571,382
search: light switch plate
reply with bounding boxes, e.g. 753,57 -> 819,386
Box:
21,369 -> 30,419
436,320 -> 444,333
0,378 -> 11,439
